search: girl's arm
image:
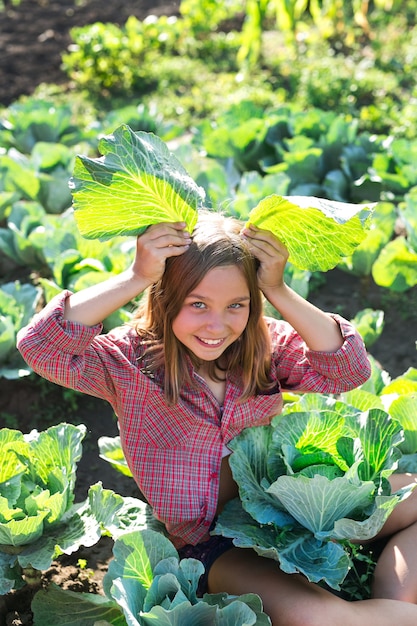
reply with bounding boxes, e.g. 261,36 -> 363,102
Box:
64,222 -> 191,326
16,222 -> 191,400
241,224 -> 344,353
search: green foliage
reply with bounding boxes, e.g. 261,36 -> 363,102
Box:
234,0 -> 417,67
62,17 -> 177,99
195,102 -> 387,201
398,185 -> 417,252
0,202 -> 52,270
31,529 -> 272,625
179,0 -> 242,34
350,308 -> 384,349
98,435 -> 133,478
345,367 -> 417,472
55,3 -> 417,138
371,237 -> 417,292
340,543 -> 376,600
0,423 -> 149,595
0,0 -> 21,9
0,199 -> 136,299
389,393 -> 417,455
0,147 -> 73,214
370,183 -> 417,290
338,202 -> 397,277
0,104 -> 80,214
0,100 -> 95,152
0,281 -> 41,379
61,15 -> 241,102
34,209 -> 137,330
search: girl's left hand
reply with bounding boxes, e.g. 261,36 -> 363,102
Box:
241,224 -> 289,295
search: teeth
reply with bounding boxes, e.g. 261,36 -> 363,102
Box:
199,338 -> 223,345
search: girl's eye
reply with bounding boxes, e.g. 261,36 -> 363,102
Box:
229,302 -> 243,309
191,301 -> 206,309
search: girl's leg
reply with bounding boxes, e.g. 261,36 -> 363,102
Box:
208,547 -> 417,626
372,520 -> 417,602
380,473 -> 417,537
371,473 -> 417,602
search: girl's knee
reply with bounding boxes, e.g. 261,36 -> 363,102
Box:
372,577 -> 417,604
265,590 -> 343,626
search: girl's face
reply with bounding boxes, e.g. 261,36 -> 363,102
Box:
172,265 -> 251,362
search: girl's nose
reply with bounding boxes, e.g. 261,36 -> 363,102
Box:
205,311 -> 225,332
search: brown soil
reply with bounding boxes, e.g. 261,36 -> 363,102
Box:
1,2 -> 417,624
0,0 -> 180,107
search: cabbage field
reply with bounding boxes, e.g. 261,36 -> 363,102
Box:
2,0 -> 417,624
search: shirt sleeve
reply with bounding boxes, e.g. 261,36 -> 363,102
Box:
16,290 -> 121,403
268,314 -> 371,394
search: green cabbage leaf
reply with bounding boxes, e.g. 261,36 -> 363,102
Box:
31,529 -> 272,625
69,125 -> 206,240
0,424 -> 149,595
246,195 -> 374,271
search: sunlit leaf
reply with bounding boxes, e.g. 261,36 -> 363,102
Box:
246,195 -> 374,271
70,125 -> 205,240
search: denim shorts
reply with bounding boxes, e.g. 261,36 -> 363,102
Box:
178,533 -> 235,595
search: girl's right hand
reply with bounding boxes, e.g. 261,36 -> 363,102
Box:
131,222 -> 191,286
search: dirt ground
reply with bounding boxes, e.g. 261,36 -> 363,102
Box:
1,1 -> 417,624
0,0 -> 180,107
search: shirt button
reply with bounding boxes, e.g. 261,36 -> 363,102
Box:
210,472 -> 217,479
203,520 -> 211,526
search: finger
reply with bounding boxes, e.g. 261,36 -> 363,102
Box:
242,224 -> 281,244
242,226 -> 287,257
243,234 -> 281,259
157,233 -> 191,249
165,243 -> 190,257
145,221 -> 189,236
142,223 -> 191,248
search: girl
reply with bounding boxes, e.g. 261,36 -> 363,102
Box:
17,211 -> 417,625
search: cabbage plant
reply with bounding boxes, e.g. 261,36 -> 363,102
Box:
31,529 -> 272,625
0,280 -> 42,379
0,423 -> 148,595
99,435 -> 133,478
377,368 -> 417,468
350,308 -> 384,349
214,394 -> 414,590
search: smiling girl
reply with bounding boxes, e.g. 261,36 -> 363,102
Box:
17,211 -> 417,625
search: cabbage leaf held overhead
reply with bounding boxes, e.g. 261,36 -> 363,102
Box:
246,195 -> 375,272
69,125 -> 374,271
69,124 -> 206,240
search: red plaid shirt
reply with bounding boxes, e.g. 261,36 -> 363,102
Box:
17,291 -> 371,547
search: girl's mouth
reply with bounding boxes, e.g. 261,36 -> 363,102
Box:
196,337 -> 225,347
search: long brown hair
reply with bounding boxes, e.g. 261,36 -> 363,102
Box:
131,211 -> 273,404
